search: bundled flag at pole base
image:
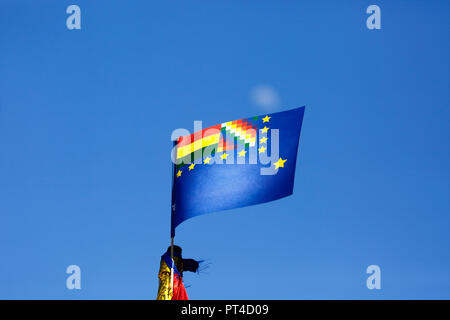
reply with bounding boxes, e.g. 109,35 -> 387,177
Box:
156,246 -> 200,300
171,106 -> 305,236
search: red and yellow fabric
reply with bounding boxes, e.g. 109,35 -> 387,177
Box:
156,254 -> 188,300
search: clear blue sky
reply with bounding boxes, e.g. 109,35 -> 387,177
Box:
1,0 -> 449,299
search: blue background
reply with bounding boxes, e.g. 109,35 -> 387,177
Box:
1,0 -> 449,299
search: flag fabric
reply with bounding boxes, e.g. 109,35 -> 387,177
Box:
171,106 -> 305,236
156,249 -> 189,300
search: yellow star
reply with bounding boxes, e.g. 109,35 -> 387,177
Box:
176,170 -> 182,178
238,150 -> 247,157
188,163 -> 195,171
262,115 -> 271,123
258,146 -> 266,154
259,136 -> 268,144
274,157 -> 287,169
260,126 -> 269,134
203,157 -> 211,164
220,153 -> 228,160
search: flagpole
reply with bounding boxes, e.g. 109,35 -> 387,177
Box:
170,237 -> 174,295
169,142 -> 176,296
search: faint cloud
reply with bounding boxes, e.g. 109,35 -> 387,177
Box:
249,85 -> 280,111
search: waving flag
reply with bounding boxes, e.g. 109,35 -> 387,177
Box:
171,106 -> 305,236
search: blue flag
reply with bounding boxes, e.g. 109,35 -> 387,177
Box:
171,106 -> 305,236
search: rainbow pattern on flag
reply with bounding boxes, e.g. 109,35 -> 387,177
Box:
175,117 -> 259,166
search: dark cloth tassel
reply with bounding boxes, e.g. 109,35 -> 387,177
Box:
182,259 -> 200,273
